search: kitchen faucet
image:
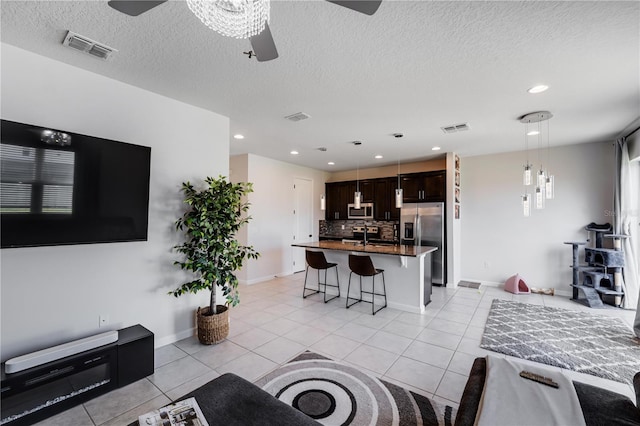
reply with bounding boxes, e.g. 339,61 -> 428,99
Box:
363,222 -> 369,245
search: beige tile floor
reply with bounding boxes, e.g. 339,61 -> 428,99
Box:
37,274 -> 638,425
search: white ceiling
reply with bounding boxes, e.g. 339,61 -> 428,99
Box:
1,1 -> 638,171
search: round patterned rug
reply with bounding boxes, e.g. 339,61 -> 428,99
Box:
254,351 -> 455,426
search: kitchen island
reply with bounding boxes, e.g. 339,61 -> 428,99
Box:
291,241 -> 437,313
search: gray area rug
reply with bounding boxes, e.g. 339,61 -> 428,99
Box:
480,299 -> 640,385
254,351 -> 456,426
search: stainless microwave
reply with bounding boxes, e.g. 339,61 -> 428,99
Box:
348,203 -> 374,219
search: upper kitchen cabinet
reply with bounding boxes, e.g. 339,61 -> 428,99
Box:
359,180 -> 375,203
401,171 -> 446,202
325,181 -> 354,220
374,177 -> 400,220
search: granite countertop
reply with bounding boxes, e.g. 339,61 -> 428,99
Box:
292,240 -> 437,257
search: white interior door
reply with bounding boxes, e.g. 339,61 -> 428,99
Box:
293,178 -> 313,273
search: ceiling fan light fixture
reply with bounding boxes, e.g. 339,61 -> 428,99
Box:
186,0 -> 270,39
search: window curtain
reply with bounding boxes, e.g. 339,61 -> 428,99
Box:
614,136 -> 640,336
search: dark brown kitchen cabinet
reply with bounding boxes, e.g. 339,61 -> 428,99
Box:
374,177 -> 400,220
325,181 -> 354,220
358,180 -> 375,203
400,171 -> 446,203
424,171 -> 445,201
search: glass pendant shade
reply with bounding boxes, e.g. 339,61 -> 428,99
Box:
523,165 -> 532,186
320,194 -> 325,211
395,188 -> 403,208
522,193 -> 531,217
186,0 -> 270,39
354,192 -> 361,209
545,175 -> 554,199
535,186 -> 545,209
537,169 -> 546,187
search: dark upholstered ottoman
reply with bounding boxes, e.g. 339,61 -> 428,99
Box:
456,358 -> 640,426
130,373 -> 319,426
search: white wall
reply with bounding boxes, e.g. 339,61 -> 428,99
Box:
0,44 -> 229,360
461,141 -> 614,295
230,154 -> 329,283
445,153 -> 462,286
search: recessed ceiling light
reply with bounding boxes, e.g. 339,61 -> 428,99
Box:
375,155 -> 383,159
527,130 -> 540,136
527,85 -> 549,94
432,146 -> 441,151
290,150 -> 299,155
233,134 -> 244,140
328,161 -> 335,165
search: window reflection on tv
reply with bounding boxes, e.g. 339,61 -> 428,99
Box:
0,120 -> 151,248
1,144 -> 75,214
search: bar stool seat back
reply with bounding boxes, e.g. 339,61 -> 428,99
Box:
346,254 -> 387,315
302,250 -> 340,303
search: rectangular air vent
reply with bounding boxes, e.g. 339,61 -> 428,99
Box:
63,31 -> 117,60
285,112 -> 311,122
441,123 -> 470,134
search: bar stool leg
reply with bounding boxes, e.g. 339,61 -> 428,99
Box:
321,267 -> 340,303
346,271 -> 360,309
302,265 -> 319,299
371,275 -> 376,315
371,272 -> 387,315
382,272 -> 387,309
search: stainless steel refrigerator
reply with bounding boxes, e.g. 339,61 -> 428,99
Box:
400,202 -> 445,285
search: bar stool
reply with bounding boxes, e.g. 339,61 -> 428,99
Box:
303,250 -> 340,303
346,254 -> 387,315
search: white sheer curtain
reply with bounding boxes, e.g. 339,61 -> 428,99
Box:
614,136 -> 640,336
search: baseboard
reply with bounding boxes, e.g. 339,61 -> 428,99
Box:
238,274 -> 283,286
154,327 -> 195,349
459,278 -> 503,288
387,301 -> 423,314
461,278 -> 573,297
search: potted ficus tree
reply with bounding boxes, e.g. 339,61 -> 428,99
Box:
170,176 -> 259,345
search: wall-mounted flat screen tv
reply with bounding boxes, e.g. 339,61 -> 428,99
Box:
1,119 -> 151,248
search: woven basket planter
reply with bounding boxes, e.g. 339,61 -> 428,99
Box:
196,305 -> 229,345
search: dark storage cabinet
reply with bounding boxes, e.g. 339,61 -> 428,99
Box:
374,177 -> 400,220
1,324 -> 154,426
401,171 -> 445,203
117,325 -> 154,387
325,171 -> 445,221
325,181 -> 354,220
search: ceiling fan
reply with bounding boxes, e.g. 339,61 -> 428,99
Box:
107,0 -> 382,62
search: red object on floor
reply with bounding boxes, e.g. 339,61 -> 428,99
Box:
504,273 -> 531,294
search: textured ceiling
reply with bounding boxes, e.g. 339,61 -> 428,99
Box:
1,1 -> 638,171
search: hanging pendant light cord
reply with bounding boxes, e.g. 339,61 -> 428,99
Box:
537,120 -> 542,169
546,119 -> 551,171
525,122 -> 529,167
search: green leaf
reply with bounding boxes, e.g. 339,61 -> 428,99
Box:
170,176 -> 259,309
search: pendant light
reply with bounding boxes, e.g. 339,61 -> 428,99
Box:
544,119 -> 555,199
523,122 -> 532,186
519,111 -> 554,216
320,194 -> 326,211
394,133 -> 403,208
534,120 -> 546,208
522,193 -> 531,217
353,142 -> 361,209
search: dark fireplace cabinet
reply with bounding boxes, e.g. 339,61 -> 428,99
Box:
1,324 -> 154,425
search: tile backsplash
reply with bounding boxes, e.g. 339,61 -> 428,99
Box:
320,220 -> 397,241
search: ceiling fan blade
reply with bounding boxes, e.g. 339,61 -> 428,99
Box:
108,0 -> 168,16
326,0 -> 382,15
250,22 -> 279,62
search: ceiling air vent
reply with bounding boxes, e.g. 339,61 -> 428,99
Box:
62,31 -> 117,60
285,112 -> 311,122
441,123 -> 470,134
